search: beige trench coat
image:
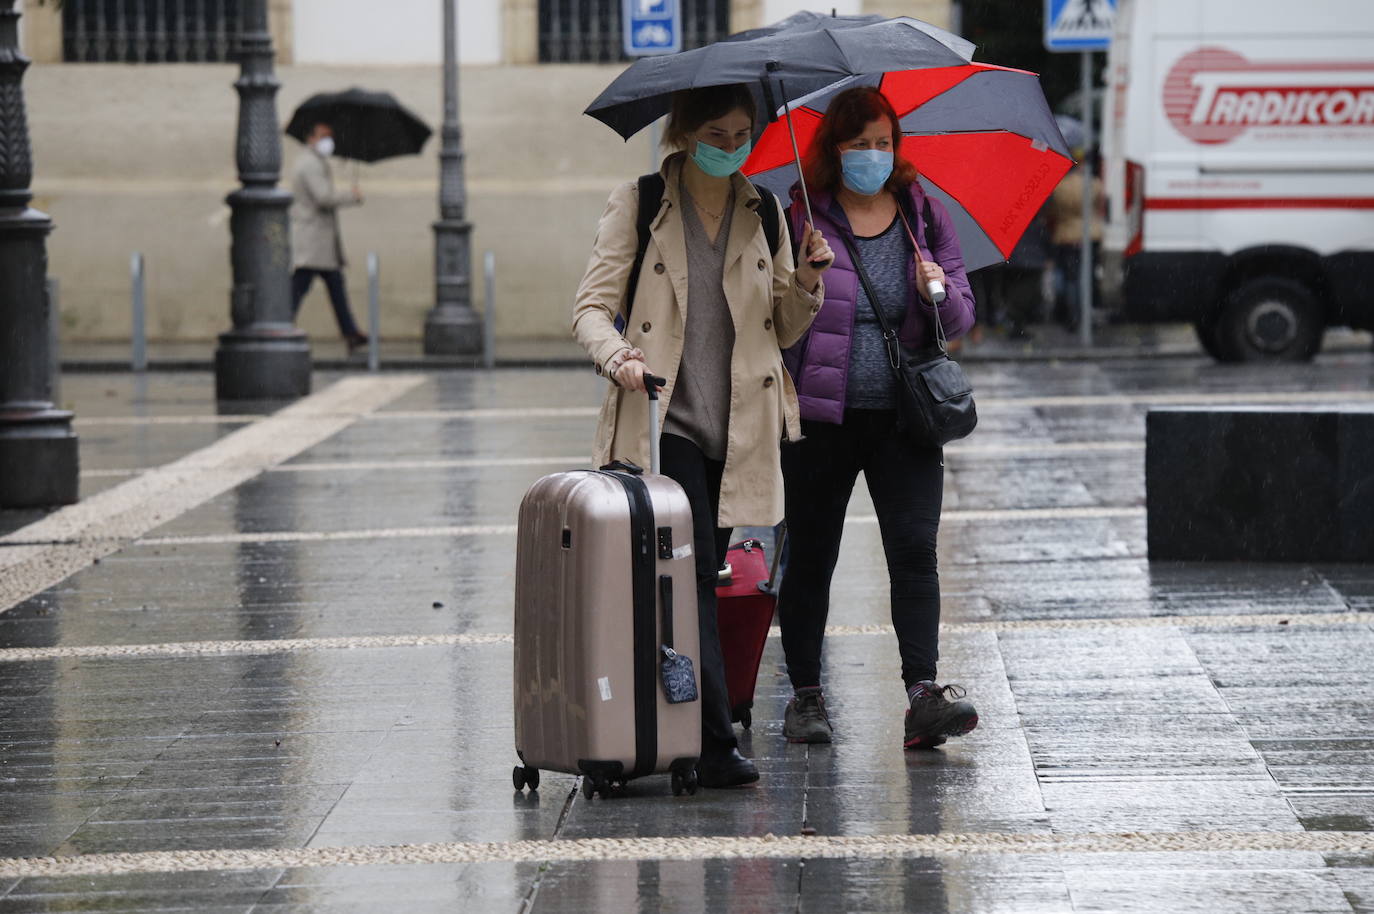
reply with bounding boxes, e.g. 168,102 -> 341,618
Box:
289,149 -> 359,270
572,153 -> 823,527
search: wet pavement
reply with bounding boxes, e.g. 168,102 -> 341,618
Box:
2,352 -> 1373,912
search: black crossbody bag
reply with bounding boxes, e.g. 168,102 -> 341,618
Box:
837,204 -> 977,448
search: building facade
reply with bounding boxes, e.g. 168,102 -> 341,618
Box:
18,0 -> 953,343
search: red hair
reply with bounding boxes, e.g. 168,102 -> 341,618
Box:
803,86 -> 917,194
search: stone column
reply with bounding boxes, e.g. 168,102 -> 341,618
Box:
0,0 -> 77,508
213,0 -> 311,400
423,0 -> 483,355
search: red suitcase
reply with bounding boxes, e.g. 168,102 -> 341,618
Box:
716,537 -> 781,729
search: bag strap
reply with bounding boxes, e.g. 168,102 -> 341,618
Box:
836,230 -> 905,371
755,185 -> 783,257
627,175 -> 782,324
894,198 -> 949,353
624,173 -> 666,323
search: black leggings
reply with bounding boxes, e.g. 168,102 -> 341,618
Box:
658,434 -> 736,754
778,409 -> 944,690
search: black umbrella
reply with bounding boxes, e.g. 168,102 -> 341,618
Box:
584,16 -> 974,142
285,88 -> 432,163
723,9 -> 974,58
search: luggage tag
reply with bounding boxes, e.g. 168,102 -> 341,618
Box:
658,575 -> 698,703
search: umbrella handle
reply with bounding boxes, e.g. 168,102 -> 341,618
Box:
775,77 -> 831,270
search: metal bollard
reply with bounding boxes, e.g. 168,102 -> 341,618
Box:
367,252 -> 380,372
46,277 -> 61,406
131,252 -> 147,372
483,251 -> 496,370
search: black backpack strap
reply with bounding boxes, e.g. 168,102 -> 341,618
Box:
624,172 -> 665,322
752,184 -> 783,257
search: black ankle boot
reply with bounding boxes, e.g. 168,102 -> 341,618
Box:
697,747 -> 759,788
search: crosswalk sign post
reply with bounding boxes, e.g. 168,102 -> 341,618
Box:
1045,0 -> 1115,348
623,0 -> 681,57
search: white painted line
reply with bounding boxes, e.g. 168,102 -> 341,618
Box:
977,390 -> 1374,409
138,524 -> 520,547
851,506 -> 1143,525
3,611 -> 1366,663
1,830 -> 1371,878
0,377 -> 427,614
275,457 -> 593,473
368,407 -> 601,421
128,506 -> 1142,548
354,391 -> 1374,424
945,440 -> 1142,456
78,443 -> 1134,481
72,415 -> 260,428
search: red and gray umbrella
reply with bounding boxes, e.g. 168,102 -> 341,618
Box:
744,64 -> 1074,271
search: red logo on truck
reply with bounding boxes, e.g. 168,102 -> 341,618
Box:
1164,47 -> 1374,144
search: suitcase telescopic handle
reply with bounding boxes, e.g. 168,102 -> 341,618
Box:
646,375 -> 666,475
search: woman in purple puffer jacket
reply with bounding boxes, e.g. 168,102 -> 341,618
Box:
777,86 -> 980,751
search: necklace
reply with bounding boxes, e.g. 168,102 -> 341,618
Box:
694,196 -> 729,221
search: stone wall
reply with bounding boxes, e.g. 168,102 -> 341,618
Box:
25,63 -> 649,342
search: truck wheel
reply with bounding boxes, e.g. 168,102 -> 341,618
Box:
1193,314 -> 1234,362
1217,276 -> 1323,362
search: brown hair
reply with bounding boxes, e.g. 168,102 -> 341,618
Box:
803,86 -> 917,194
663,84 -> 757,150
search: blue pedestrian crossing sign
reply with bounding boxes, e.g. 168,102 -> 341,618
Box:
624,0 -> 681,57
1044,0 -> 1115,52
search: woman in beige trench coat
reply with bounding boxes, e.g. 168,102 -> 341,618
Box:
572,83 -> 833,788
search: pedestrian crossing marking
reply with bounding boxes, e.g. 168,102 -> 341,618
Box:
2,611 -> 1365,663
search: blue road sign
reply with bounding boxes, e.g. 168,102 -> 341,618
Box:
624,0 -> 681,57
1045,0 -> 1116,52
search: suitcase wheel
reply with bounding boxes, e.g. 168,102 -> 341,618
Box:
581,775 -> 605,800
671,766 -> 699,797
512,765 -> 540,792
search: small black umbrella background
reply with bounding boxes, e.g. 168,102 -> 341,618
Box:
285,88 -> 432,163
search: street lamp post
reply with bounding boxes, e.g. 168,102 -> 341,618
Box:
214,0 -> 311,400
423,0 -> 483,355
0,0 -> 77,509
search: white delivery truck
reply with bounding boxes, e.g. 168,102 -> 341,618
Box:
1100,0 -> 1374,360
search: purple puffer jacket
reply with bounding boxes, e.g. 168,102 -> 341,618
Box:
782,181 -> 976,425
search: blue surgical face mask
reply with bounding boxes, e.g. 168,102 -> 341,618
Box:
692,138 -> 752,178
840,148 -> 894,196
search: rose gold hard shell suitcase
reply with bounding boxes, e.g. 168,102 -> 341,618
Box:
512,381 -> 701,798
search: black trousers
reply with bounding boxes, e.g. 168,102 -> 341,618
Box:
291,268 -> 362,338
658,434 -> 736,755
778,409 -> 945,691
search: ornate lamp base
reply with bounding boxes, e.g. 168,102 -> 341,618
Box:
0,410 -> 78,508
423,306 -> 484,356
214,328 -> 312,401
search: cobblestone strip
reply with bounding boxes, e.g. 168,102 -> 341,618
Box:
1,831 -> 1371,878
0,377 -> 426,614
1,612 -> 1367,663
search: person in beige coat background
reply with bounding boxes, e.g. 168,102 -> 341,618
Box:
289,121 -> 368,352
573,83 -> 833,788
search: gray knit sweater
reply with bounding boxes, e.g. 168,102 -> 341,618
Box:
664,185 -> 736,461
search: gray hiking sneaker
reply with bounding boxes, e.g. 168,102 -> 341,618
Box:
783,687 -> 833,744
903,681 -> 978,750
